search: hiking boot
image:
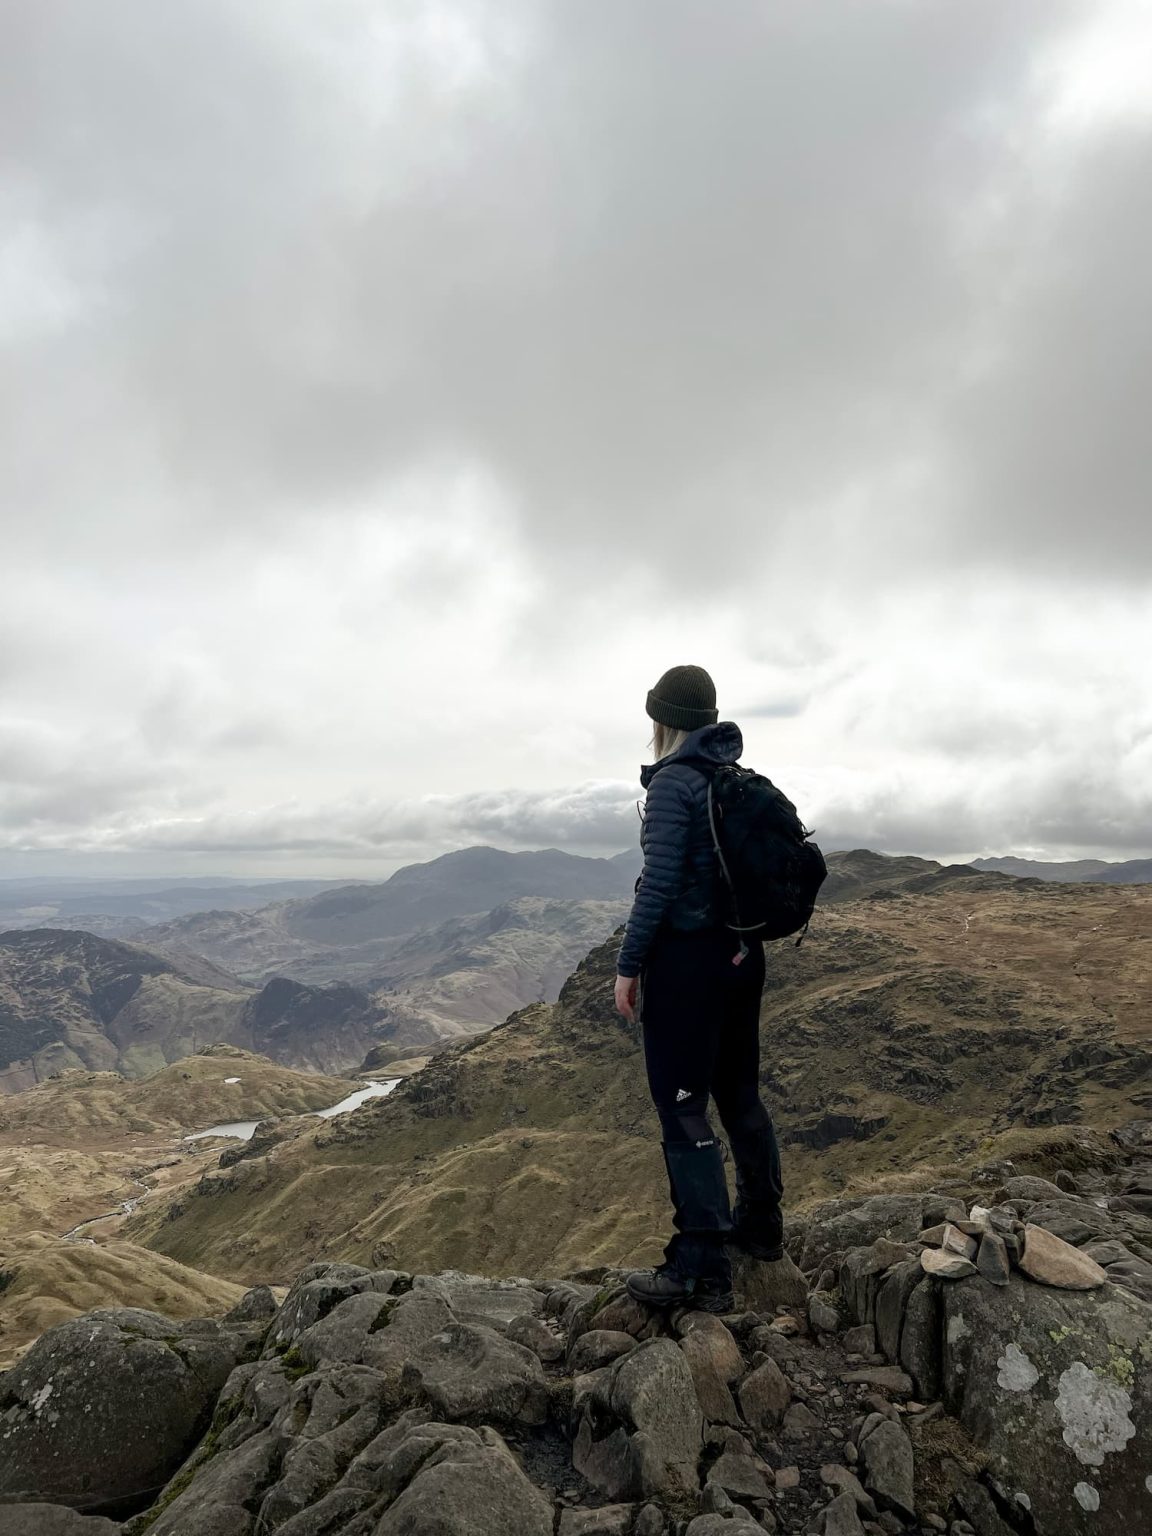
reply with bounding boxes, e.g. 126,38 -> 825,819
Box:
626,1265 -> 735,1313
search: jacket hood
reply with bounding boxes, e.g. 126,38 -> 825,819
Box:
640,720 -> 743,789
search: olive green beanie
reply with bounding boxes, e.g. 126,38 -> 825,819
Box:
645,664 -> 719,730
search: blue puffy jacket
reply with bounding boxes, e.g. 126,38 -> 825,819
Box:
616,721 -> 744,978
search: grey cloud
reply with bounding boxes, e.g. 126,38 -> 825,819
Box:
10,0 -> 1130,593
3,3 -> 1150,876
0,719 -> 172,831
815,761 -> 1152,861
737,698 -> 809,721
0,779 -> 638,858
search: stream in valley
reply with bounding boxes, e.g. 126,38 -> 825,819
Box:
61,1078 -> 400,1240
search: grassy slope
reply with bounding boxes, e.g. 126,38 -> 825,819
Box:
0,1046 -> 351,1137
133,873 -> 1152,1288
0,1233 -> 246,1367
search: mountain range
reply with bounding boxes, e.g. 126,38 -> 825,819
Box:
130,845 -> 642,984
129,862 -> 1152,1287
972,854 -> 1152,883
11,845 -> 1148,1097
0,875 -> 346,938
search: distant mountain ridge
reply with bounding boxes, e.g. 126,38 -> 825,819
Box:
973,855 -> 1152,884
0,928 -> 387,1090
0,876 -> 348,938
134,844 -> 642,985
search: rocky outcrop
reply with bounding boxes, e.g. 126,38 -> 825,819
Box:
0,1307 -> 254,1516
0,1507 -> 121,1535
0,1252 -> 973,1536
8,1218 -> 1152,1534
829,1178 -> 1152,1535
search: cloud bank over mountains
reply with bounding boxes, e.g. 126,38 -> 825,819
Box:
2,1 -> 1150,873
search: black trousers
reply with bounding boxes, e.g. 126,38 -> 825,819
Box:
639,925 -> 784,1275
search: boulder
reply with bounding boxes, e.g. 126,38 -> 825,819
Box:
265,1263 -> 399,1351
799,1195 -> 960,1271
898,1275 -> 942,1401
737,1356 -> 792,1429
544,1281 -> 599,1329
809,1291 -> 841,1334
684,1515 -> 762,1535
707,1446 -> 772,1499
375,1424 -> 553,1536
817,1490 -> 867,1536
840,1240 -> 919,1325
0,1307 -> 244,1514
504,1313 -> 564,1362
677,1327 -> 741,1426
569,1287 -> 663,1346
135,1361 -> 386,1535
873,1259 -> 924,1363
223,1285 -> 280,1325
401,1321 -> 549,1425
731,1250 -> 808,1311
820,1462 -> 877,1517
842,1324 -> 876,1356
1019,1224 -> 1107,1289
410,1271 -> 546,1331
572,1338 -> 702,1500
1002,1176 -> 1064,1204
569,1330 -> 638,1374
939,1270 -> 1152,1532
858,1417 -> 915,1519
674,1312 -> 744,1381
1027,1198 -> 1121,1249
339,1412 -> 476,1499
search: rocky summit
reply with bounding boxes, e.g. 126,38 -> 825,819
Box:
3,1164 -> 1151,1536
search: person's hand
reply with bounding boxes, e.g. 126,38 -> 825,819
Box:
615,974 -> 638,1023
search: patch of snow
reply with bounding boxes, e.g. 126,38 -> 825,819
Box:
223,1077 -> 241,1084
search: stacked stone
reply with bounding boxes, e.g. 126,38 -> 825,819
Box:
916,1201 -> 1108,1290
829,1172 -> 1152,1533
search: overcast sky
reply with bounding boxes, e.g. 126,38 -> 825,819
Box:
2,0 -> 1150,878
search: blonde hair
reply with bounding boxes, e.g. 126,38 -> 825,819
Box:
650,721 -> 690,761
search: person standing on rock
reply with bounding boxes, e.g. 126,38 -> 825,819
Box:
614,663 -> 785,1312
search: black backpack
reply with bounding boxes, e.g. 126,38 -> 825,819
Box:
705,765 -> 827,944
